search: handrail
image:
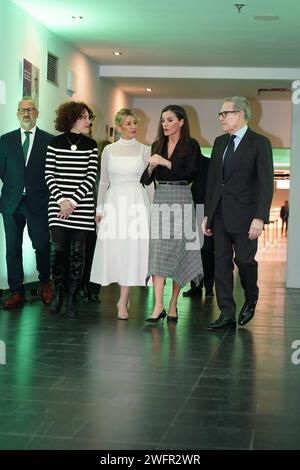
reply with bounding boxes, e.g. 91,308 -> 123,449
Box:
263,218 -> 279,248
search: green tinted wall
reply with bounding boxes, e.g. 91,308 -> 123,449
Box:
201,147 -> 290,169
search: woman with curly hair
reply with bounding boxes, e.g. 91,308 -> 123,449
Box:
45,101 -> 98,318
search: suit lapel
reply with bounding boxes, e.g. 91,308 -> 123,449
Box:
224,128 -> 253,180
13,129 -> 25,165
215,135 -> 228,181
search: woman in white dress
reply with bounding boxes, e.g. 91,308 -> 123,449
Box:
90,108 -> 151,319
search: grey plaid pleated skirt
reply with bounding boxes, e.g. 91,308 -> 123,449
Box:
147,183 -> 203,287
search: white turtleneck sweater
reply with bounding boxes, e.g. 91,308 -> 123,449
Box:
96,137 -> 151,215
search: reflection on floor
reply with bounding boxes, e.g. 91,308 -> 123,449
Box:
0,235 -> 299,450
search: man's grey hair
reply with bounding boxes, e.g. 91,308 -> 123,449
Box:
18,96 -> 38,110
223,96 -> 251,121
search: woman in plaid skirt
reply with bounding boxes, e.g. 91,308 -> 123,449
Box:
141,105 -> 203,323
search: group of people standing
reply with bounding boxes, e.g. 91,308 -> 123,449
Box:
0,94 -> 274,330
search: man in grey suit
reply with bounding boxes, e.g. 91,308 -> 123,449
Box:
0,97 -> 53,309
202,96 -> 273,330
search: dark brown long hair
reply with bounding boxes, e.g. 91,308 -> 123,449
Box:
55,101 -> 95,132
152,104 -> 191,157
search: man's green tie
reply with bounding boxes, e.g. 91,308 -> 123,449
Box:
23,131 -> 32,161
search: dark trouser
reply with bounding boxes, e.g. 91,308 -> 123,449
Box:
2,197 -> 50,294
200,234 -> 215,290
213,206 -> 258,318
190,234 -> 215,291
281,218 -> 288,233
79,229 -> 101,296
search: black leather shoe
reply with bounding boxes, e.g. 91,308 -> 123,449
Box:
88,293 -> 101,303
183,287 -> 202,298
205,288 -> 214,298
238,303 -> 256,326
207,316 -> 236,331
79,287 -> 88,299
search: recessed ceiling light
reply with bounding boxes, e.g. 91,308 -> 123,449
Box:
254,15 -> 279,21
72,16 -> 83,20
113,51 -> 122,56
146,88 -> 152,93
234,4 -> 246,14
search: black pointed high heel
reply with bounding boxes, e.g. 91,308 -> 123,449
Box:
167,307 -> 178,323
145,309 -> 166,323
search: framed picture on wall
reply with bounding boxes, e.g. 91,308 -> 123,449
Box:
0,80 -> 5,104
22,59 -> 40,107
114,128 -> 121,142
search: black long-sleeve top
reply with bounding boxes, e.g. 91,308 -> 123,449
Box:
140,137 -> 200,185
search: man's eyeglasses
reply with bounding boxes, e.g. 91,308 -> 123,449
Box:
18,108 -> 36,115
218,110 -> 239,119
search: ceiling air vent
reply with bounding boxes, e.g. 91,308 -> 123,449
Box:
47,52 -> 59,86
257,87 -> 290,95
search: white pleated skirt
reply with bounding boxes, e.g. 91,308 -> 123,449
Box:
90,182 -> 150,286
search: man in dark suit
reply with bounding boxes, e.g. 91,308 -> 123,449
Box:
202,96 -> 273,330
0,97 -> 53,309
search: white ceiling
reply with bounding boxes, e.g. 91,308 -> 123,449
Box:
101,75 -> 293,99
12,0 -> 300,99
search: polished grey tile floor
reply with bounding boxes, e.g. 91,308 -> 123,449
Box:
0,236 -> 300,450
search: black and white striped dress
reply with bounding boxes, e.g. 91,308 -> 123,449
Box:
45,133 -> 98,231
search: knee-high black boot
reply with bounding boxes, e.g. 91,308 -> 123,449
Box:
67,240 -> 86,318
50,242 -> 65,314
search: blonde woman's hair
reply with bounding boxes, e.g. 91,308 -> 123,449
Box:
114,108 -> 137,127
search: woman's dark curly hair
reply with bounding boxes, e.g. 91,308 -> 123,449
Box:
55,101 -> 95,132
